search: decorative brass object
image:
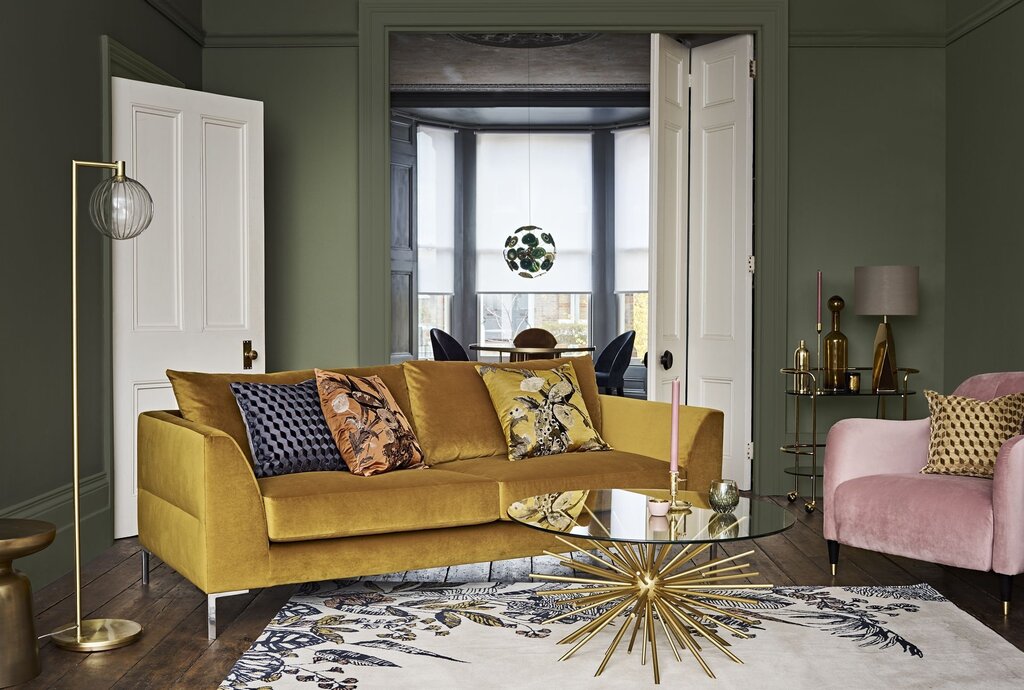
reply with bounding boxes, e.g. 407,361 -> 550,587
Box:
793,340 -> 810,393
668,471 -> 690,512
823,295 -> 848,391
533,536 -> 768,683
0,519 -> 56,686
708,480 -> 740,513
51,160 -> 152,653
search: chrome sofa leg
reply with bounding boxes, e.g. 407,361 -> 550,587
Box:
208,590 -> 249,640
141,549 -> 151,585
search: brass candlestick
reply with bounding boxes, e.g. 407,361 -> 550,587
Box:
669,471 -> 691,512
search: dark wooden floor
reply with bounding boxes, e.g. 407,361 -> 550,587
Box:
18,496 -> 1024,689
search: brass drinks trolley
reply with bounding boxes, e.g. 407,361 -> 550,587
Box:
779,367 -> 918,513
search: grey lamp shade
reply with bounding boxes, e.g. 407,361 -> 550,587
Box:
853,265 -> 919,316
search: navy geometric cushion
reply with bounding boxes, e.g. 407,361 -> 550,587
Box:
229,379 -> 347,478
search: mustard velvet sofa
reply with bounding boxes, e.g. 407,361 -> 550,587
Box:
137,357 -> 723,637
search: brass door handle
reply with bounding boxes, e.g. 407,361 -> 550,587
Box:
243,340 -> 259,370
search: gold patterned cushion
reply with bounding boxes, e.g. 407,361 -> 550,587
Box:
314,370 -> 426,477
476,363 -> 610,461
922,390 -> 1024,478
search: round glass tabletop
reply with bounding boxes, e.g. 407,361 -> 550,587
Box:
507,488 -> 795,545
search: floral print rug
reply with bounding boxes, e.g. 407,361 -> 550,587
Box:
220,581 -> 1024,689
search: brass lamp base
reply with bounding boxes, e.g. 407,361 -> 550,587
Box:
871,319 -> 898,393
51,618 -> 142,652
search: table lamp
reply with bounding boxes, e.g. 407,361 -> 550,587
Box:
853,265 -> 919,393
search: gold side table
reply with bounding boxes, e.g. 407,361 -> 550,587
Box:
0,518 -> 56,688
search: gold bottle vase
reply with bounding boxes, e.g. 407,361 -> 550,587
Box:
823,295 -> 848,390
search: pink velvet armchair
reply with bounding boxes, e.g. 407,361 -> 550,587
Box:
824,372 -> 1024,615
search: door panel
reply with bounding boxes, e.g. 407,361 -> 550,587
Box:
687,35 -> 754,488
648,34 -> 690,401
112,77 -> 264,537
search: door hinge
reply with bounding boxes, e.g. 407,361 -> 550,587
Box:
749,59 -> 757,79
746,255 -> 756,274
688,73 -> 693,88
746,441 -> 755,460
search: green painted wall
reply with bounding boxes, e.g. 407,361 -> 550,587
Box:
945,1 -> 1024,386
203,47 -> 362,370
785,45 -> 945,471
0,0 -> 201,587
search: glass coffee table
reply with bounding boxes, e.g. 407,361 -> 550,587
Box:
507,488 -> 795,684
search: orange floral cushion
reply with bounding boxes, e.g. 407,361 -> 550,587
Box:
314,369 -> 426,477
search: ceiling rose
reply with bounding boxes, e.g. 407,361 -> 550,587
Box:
450,33 -> 599,49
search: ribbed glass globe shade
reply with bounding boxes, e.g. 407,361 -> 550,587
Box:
88,176 -> 154,240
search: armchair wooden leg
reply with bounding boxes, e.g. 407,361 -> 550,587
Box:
1000,574 -> 1012,616
827,540 -> 840,577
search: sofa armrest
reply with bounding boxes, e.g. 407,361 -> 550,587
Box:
993,435 -> 1024,575
599,395 -> 724,495
823,417 -> 929,539
138,411 -> 270,593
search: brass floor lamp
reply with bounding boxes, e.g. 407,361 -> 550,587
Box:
51,160 -> 154,652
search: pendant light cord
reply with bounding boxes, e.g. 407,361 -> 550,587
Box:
527,45 -> 532,225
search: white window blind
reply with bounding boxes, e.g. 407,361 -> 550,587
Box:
476,132 -> 592,293
417,126 -> 455,294
613,127 -> 650,293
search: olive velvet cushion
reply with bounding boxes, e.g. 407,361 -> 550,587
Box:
402,356 -> 603,465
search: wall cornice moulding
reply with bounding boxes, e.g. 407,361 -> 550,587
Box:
145,0 -> 205,46
789,31 -> 944,48
947,0 -> 1022,44
204,33 -> 359,48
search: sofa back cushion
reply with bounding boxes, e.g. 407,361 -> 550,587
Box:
167,365 -> 410,463
403,356 -> 602,465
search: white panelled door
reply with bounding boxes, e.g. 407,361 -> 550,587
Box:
648,35 -> 754,488
648,34 -> 690,402
686,36 -> 754,488
112,77 -> 265,537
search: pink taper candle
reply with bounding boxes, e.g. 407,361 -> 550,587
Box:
816,270 -> 822,326
669,379 -> 680,473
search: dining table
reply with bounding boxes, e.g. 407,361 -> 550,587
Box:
468,342 -> 595,362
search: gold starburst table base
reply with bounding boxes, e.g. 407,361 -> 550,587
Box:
533,536 -> 770,684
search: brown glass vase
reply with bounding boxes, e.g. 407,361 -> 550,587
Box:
823,295 -> 848,391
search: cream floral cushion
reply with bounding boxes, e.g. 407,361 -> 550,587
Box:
922,390 -> 1024,478
476,363 -> 609,461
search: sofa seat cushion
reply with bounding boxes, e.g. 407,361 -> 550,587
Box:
257,468 -> 500,542
440,450 -> 667,519
833,473 -> 993,571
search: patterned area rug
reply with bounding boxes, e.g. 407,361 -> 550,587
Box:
220,581 -> 1024,689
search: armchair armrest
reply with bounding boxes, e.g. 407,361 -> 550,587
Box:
138,411 -> 270,593
599,395 -> 724,495
823,417 -> 929,539
993,435 -> 1024,575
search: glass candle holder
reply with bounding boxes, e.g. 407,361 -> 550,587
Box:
708,479 -> 740,513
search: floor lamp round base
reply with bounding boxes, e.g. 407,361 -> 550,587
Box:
51,618 -> 142,652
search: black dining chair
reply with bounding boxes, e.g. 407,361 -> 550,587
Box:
429,328 -> 470,361
595,330 -> 636,396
